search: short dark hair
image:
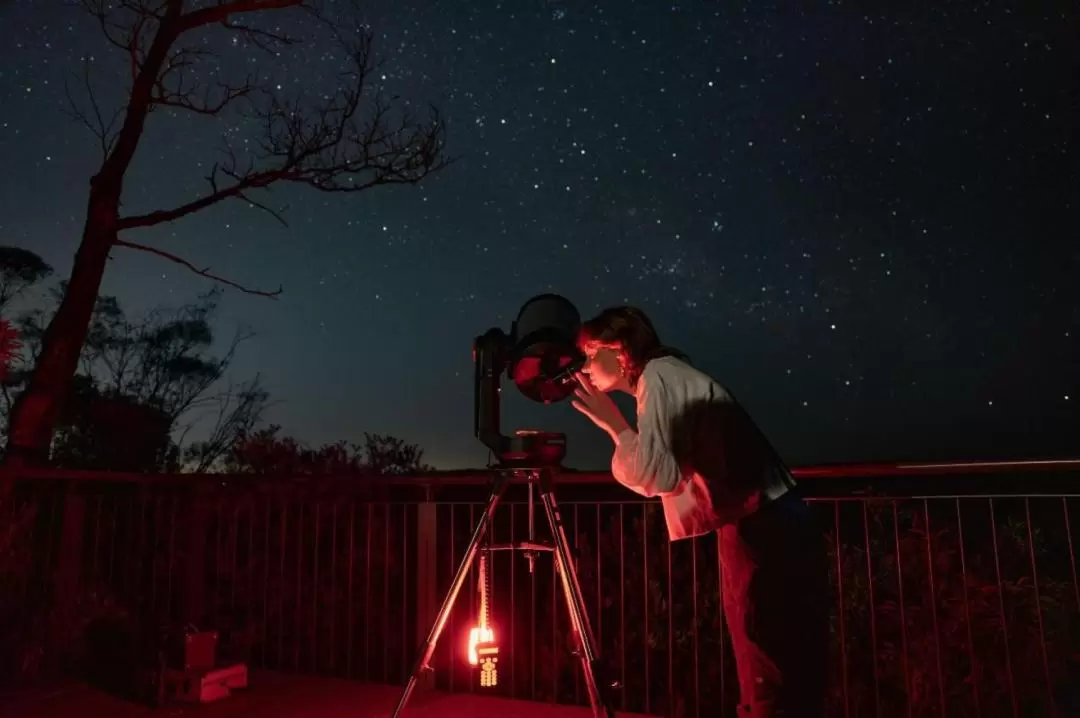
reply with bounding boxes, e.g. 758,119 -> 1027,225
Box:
578,306 -> 688,387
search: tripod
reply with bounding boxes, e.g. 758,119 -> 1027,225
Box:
391,465 -> 617,717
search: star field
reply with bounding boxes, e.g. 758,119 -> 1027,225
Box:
0,0 -> 1076,469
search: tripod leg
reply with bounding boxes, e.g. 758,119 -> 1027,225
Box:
391,477 -> 507,717
539,485 -> 617,718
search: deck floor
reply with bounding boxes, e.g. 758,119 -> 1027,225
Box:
1,671 -> 655,718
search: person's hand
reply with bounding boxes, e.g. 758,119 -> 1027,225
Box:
571,373 -> 631,441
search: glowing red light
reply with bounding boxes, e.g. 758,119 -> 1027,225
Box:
467,625 -> 494,665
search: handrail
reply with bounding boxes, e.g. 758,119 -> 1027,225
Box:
0,457 -> 1078,485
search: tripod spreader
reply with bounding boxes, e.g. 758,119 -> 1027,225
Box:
390,466 -> 618,718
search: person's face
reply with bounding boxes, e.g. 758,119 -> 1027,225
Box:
580,342 -> 625,392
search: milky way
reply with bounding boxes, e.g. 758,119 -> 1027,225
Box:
0,1 -> 1076,469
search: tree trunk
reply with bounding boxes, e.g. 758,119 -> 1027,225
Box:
2,8 -> 176,469
3,188 -> 118,466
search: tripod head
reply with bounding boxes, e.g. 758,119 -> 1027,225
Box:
473,294 -> 585,467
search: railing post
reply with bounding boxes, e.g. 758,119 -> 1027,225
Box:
53,481 -> 86,668
182,482 -> 208,627
415,483 -> 438,689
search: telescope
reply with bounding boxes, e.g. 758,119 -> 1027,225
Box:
473,292 -> 585,466
393,294 -> 617,718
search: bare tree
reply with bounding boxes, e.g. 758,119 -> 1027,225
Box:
177,375 -> 270,471
5,0 -> 449,465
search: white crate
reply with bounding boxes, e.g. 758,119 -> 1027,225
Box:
166,663 -> 248,703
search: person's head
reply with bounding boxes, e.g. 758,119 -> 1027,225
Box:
577,306 -> 687,393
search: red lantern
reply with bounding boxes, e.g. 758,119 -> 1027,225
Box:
466,551 -> 499,686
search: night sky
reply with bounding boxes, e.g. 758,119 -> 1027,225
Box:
0,1 -> 1077,470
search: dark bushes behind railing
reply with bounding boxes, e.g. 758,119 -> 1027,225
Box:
1,462 -> 1078,717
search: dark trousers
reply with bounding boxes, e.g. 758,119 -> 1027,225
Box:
717,490 -> 830,717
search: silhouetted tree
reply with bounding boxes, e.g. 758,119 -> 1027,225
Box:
5,0 -> 448,466
222,424 -> 432,476
178,377 -> 269,472
362,431 -> 433,475
9,286 -> 267,471
0,247 -> 53,315
0,322 -> 18,383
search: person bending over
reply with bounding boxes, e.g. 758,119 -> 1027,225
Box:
570,306 -> 829,718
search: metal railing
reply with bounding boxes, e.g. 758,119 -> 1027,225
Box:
1,460 -> 1078,717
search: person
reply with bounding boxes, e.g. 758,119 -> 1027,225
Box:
569,306 -> 829,718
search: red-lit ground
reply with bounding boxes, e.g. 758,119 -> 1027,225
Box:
1,671 -> 655,718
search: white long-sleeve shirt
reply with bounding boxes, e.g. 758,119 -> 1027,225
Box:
611,356 -> 795,540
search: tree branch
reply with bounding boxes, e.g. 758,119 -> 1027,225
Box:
113,239 -> 283,297
76,0 -> 450,295
62,56 -> 124,159
219,18 -> 302,52
117,166 -> 284,228
177,0 -> 304,32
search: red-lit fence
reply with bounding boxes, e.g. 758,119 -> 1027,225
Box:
1,461 -> 1079,717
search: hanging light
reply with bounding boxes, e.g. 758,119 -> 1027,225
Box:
466,551 -> 499,686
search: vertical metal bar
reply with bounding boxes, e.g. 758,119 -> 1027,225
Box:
667,530 -> 673,714
278,502 -> 287,668
214,501 -> 223,625
511,503 -> 517,699
383,502 -> 390,683
595,504 -> 602,662
530,503 -> 536,701
295,503 -> 304,671
449,504 -> 455,690
143,494 -> 155,617
862,502 -> 881,717
138,492 -> 149,620
346,501 -> 355,678
922,499 -> 946,717
402,503 -> 409,684
19,495 -> 37,603
313,503 -> 321,673
150,495 -> 161,619
988,498 -> 1019,717
262,498 -> 270,668
365,502 -> 373,681
330,503 -> 338,675
955,499 -> 981,717
892,501 -> 912,718
551,507 -> 558,702
247,499 -> 254,646
643,503 -> 650,715
231,503 -> 240,614
716,528 -> 725,718
835,501 -> 850,718
1063,498 -> 1080,613
619,504 -> 626,713
167,495 -> 177,623
692,533 -> 699,718
91,495 -> 102,576
1024,498 -> 1055,714
471,503 -> 478,694
575,502 -> 581,705
108,499 -> 118,585
128,495 -> 141,614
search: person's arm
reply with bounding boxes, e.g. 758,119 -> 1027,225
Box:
610,369 -> 684,497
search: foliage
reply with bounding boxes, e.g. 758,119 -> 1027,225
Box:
220,424 -> 433,476
50,378 -> 176,472
827,499 -> 1078,717
4,283 -> 267,471
0,246 -> 53,313
0,319 -> 19,382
